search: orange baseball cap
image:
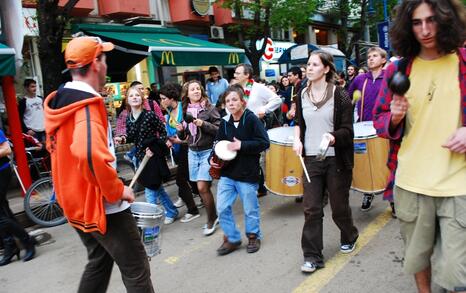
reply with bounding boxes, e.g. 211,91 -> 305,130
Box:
64,36 -> 114,69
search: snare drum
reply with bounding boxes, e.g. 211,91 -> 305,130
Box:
265,127 -> 303,196
351,121 -> 390,193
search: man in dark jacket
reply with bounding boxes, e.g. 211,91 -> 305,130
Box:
210,85 -> 270,256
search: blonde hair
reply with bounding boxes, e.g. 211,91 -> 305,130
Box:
367,47 -> 388,59
126,85 -> 144,112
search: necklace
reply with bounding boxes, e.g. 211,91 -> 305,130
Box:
307,83 -> 332,111
129,110 -> 142,122
243,79 -> 254,100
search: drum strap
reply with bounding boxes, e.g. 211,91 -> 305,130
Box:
360,78 -> 369,121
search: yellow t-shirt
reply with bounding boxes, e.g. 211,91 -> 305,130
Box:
396,53 -> 466,196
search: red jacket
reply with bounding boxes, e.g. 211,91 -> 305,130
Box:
44,87 -> 124,234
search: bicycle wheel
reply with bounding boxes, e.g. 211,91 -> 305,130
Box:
24,177 -> 67,227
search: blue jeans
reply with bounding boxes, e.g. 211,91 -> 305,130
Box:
126,146 -> 138,169
216,176 -> 261,243
144,187 -> 178,219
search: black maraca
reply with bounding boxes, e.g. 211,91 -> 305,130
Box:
388,72 -> 410,96
184,112 -> 194,124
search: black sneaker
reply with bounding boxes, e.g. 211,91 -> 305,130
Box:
340,242 -> 356,253
361,194 -> 374,211
390,202 -> 397,218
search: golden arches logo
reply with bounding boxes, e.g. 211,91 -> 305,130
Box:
142,38 -> 201,47
228,52 -> 240,64
161,51 -> 175,65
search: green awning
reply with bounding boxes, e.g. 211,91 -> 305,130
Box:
75,24 -> 245,67
0,43 -> 16,76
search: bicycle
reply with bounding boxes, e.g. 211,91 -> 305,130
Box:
18,154 -> 137,227
11,146 -> 67,227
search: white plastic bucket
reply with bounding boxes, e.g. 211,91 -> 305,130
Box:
130,202 -> 165,258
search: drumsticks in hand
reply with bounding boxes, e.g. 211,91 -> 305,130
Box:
298,155 -> 311,183
119,154 -> 150,206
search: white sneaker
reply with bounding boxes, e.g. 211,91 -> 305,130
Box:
173,197 -> 185,208
301,261 -> 317,273
164,217 -> 176,225
180,213 -> 200,223
202,218 -> 219,236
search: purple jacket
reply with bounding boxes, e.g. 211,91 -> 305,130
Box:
348,70 -> 385,121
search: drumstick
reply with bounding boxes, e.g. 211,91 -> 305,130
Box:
298,155 -> 311,183
169,148 -> 176,166
119,154 -> 150,207
129,154 -> 150,189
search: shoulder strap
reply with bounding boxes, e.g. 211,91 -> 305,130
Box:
360,78 -> 369,121
148,99 -> 155,112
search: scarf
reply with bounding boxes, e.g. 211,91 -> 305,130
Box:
165,102 -> 183,155
187,102 -> 204,141
166,102 -> 183,137
243,79 -> 254,101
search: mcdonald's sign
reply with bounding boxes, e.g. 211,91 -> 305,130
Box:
228,52 -> 240,64
160,51 -> 175,65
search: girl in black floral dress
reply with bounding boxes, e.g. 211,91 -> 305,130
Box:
115,86 -> 178,224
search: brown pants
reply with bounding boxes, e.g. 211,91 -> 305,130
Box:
75,209 -> 154,293
301,156 -> 359,263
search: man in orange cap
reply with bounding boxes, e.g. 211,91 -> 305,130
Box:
44,36 -> 154,292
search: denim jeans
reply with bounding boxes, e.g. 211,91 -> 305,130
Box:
216,176 -> 261,243
126,146 -> 138,169
145,187 -> 178,219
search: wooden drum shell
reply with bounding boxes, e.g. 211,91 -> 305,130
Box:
265,143 -> 303,196
351,135 -> 390,193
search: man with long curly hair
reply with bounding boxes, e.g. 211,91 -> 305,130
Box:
373,0 -> 466,292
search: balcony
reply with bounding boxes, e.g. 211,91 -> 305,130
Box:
213,1 -> 233,26
169,0 -> 209,25
98,0 -> 150,17
58,0 -> 94,17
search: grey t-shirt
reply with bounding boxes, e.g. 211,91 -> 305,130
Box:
302,89 -> 335,157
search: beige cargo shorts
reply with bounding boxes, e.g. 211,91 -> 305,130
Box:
394,186 -> 466,291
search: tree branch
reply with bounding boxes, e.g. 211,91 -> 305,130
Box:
62,0 -> 80,17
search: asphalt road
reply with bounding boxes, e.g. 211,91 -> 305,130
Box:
0,181 -> 443,293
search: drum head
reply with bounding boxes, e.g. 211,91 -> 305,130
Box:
267,127 -> 295,145
215,140 -> 237,161
353,121 -> 377,138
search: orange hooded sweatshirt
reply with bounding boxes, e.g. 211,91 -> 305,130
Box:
44,86 -> 124,234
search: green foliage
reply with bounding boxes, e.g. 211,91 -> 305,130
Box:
269,0 -> 320,33
218,0 -> 320,35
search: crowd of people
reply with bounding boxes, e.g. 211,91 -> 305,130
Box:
0,0 -> 464,292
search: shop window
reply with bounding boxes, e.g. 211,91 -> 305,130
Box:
315,29 -> 328,45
